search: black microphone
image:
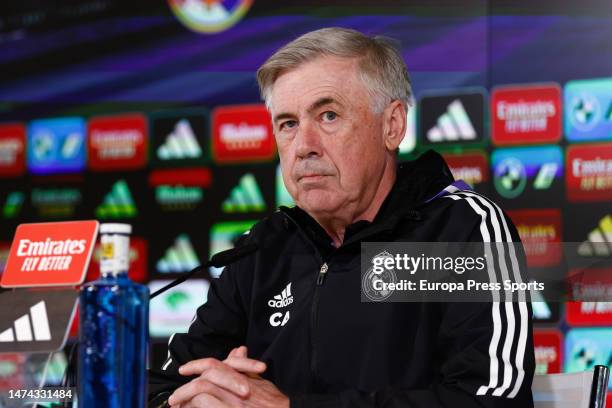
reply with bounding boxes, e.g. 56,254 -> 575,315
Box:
149,243 -> 259,299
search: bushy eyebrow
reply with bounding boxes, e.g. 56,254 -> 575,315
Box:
273,97 -> 340,125
272,112 -> 294,124
307,97 -> 337,114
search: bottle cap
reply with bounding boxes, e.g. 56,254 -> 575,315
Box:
100,223 -> 132,235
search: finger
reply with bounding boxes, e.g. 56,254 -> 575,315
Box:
224,356 -> 267,374
199,366 -> 250,397
181,392 -> 228,408
179,358 -> 223,375
169,378 -> 210,406
180,356 -> 265,376
227,345 -> 247,358
169,376 -> 245,406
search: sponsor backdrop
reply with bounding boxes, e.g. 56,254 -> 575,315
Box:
0,0 -> 610,399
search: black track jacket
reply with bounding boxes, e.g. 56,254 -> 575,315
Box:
149,150 -> 535,407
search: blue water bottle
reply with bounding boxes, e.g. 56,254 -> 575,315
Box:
78,223 -> 149,407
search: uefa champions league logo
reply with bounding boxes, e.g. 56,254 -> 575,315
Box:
362,251 -> 397,302
168,0 -> 254,34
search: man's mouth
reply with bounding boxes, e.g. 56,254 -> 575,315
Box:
298,174 -> 327,182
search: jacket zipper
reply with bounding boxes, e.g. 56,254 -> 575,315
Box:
310,261 -> 328,390
278,209 -> 330,390
316,262 -> 328,286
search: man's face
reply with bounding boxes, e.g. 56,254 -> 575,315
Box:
270,56 -> 390,219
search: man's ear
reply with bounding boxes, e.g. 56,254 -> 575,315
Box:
382,100 -> 407,152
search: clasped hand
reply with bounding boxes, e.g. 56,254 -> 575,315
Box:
168,346 -> 289,408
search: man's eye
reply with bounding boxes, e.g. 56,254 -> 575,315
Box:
322,111 -> 337,122
280,120 -> 297,130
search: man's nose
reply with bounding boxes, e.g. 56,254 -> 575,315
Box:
295,120 -> 322,159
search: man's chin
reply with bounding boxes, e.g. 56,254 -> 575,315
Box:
296,193 -> 342,215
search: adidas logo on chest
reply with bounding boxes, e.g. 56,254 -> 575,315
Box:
268,282 -> 293,327
268,282 -> 293,308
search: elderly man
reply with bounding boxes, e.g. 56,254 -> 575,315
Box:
149,27 -> 534,407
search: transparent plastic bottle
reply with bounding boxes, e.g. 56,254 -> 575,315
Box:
78,223 -> 148,407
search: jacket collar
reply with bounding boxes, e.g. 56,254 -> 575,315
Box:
279,149 -> 455,252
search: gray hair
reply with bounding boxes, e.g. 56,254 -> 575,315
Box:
256,27 -> 413,114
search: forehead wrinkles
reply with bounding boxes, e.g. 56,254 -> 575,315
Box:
271,64 -> 364,117
271,57 -> 367,110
